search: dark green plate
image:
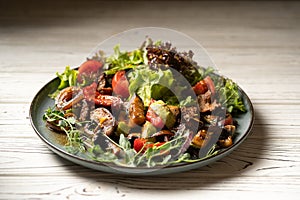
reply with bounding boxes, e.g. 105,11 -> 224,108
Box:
29,75 -> 254,175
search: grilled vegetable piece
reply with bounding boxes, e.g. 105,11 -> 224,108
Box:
217,125 -> 235,148
94,94 -> 120,107
192,129 -> 209,148
167,105 -> 180,118
116,121 -> 131,136
218,136 -> 233,148
129,94 -> 145,126
90,108 -> 116,136
83,82 -> 121,107
55,86 -> 84,110
197,90 -> 219,113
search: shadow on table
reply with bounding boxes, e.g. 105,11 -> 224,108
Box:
54,108 -> 268,191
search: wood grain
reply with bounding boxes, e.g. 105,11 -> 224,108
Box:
0,0 -> 300,199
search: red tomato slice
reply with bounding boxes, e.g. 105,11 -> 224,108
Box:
193,80 -> 208,95
133,138 -> 165,153
112,71 -> 130,98
77,60 -> 103,83
224,113 -> 233,126
203,76 -> 215,95
133,138 -> 147,152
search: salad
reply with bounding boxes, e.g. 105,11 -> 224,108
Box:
43,38 -> 246,167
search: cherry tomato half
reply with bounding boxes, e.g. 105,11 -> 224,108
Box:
224,113 -> 233,126
133,138 -> 165,153
193,80 -> 208,95
77,60 -> 103,83
193,76 -> 215,95
203,76 -> 215,95
133,138 -> 147,152
112,70 -> 130,98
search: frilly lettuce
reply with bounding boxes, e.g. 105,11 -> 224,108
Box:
49,66 -> 78,98
216,78 -> 246,113
104,45 -> 144,75
127,67 -> 186,106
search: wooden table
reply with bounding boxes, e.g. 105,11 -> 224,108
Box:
1,0 -> 299,199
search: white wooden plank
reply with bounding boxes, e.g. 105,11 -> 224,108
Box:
1,0 -> 300,199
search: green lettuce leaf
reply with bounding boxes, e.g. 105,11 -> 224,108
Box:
49,66 -> 78,98
216,78 -> 246,113
56,66 -> 78,89
127,67 -> 185,106
104,45 -> 144,75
